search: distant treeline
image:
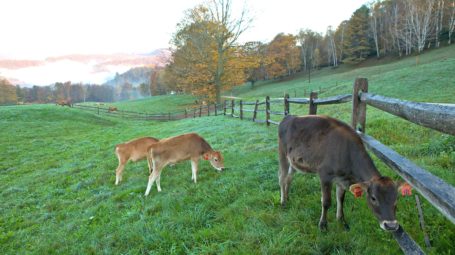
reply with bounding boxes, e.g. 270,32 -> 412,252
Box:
0,79 -> 163,105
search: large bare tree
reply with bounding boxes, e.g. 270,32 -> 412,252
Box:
207,0 -> 252,103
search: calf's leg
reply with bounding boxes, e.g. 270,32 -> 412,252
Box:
278,144 -> 293,207
191,158 -> 199,183
336,184 -> 349,230
144,160 -> 163,196
115,153 -> 128,185
319,179 -> 332,231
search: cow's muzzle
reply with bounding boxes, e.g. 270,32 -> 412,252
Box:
380,220 -> 399,231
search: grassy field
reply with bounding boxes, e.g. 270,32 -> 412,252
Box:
1,46 -> 455,254
81,94 -> 197,114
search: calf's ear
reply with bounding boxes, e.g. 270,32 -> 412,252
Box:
396,181 -> 412,196
349,183 -> 367,198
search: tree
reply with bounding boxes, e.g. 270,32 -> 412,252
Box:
369,1 -> 381,58
449,0 -> 455,44
0,79 -> 17,104
266,33 -> 301,78
139,82 -> 150,97
242,41 -> 268,88
207,0 -> 252,103
404,0 -> 435,53
326,26 -> 338,66
297,29 -> 321,71
165,2 -> 252,102
344,5 -> 372,63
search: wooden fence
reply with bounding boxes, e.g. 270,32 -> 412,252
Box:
73,103 -> 224,121
222,78 -> 455,255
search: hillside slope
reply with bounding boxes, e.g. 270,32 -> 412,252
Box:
232,44 -> 455,103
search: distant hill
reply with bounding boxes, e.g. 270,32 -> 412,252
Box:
103,66 -> 154,87
0,48 -> 171,86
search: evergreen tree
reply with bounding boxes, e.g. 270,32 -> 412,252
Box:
343,5 -> 372,63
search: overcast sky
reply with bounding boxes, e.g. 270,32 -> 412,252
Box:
0,0 -> 367,60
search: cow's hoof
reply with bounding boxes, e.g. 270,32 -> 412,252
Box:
319,221 -> 328,231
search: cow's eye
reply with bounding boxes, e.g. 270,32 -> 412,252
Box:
371,196 -> 377,202
214,158 -> 218,162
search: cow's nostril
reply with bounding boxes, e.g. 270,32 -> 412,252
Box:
384,222 -> 398,231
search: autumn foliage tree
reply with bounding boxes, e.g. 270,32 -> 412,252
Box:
266,33 -> 301,79
0,78 -> 17,105
164,0 -> 251,103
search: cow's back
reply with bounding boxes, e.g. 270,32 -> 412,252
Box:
150,133 -> 212,162
117,137 -> 159,161
279,115 -> 366,174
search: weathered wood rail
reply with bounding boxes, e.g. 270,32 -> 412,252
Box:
223,78 -> 455,255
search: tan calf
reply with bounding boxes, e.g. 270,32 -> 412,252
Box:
144,133 -> 224,196
114,137 -> 159,185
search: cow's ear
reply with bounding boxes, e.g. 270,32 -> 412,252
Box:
349,183 -> 367,198
396,181 -> 412,197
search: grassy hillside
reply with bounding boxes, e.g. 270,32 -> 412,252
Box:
1,104 -> 454,254
81,94 -> 197,114
232,44 -> 455,103
1,46 -> 454,254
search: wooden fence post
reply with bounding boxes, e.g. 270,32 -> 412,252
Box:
284,93 -> 290,115
309,91 -> 318,115
97,106 -> 99,115
253,100 -> 259,122
223,100 -> 227,115
215,103 -> 218,116
266,96 -> 270,126
193,109 -> 196,118
231,100 -> 235,116
185,109 -> 188,118
240,100 -> 243,120
207,105 -> 210,116
199,106 -> 202,117
352,78 -> 368,132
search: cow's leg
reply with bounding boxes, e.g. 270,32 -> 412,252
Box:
336,184 -> 349,230
156,171 -> 162,192
144,160 -> 162,196
191,158 -> 198,183
319,179 -> 332,231
115,152 -> 128,185
278,144 -> 292,207
146,155 -> 152,174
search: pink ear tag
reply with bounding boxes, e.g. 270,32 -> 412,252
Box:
203,154 -> 209,160
353,186 -> 363,198
401,183 -> 412,196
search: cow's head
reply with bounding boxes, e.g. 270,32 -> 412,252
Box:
203,151 -> 224,171
349,177 -> 412,231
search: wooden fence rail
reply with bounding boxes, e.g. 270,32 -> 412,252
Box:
360,93 -> 455,136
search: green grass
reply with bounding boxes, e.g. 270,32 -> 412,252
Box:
1,45 -> 455,254
81,94 -> 197,114
1,104 -> 454,254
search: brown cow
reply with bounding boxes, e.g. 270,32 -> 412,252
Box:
114,137 -> 160,185
144,133 -> 224,196
56,99 -> 72,107
108,106 -> 118,112
278,115 -> 411,231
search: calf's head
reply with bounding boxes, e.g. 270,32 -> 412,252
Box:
349,177 -> 412,231
203,151 -> 224,171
